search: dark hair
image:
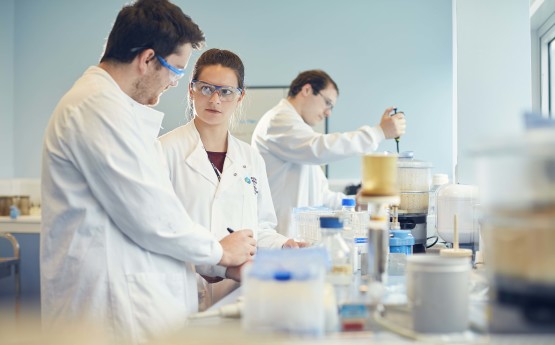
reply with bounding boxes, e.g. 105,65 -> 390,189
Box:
288,70 -> 339,98
191,48 -> 245,90
100,0 -> 205,63
188,49 -> 245,125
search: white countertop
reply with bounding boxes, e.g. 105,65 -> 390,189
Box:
0,215 -> 41,233
0,215 -> 41,223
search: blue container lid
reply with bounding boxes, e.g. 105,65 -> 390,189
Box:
320,216 -> 343,229
342,198 -> 356,207
273,271 -> 292,281
389,229 -> 415,246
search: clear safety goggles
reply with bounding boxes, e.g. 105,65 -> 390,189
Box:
190,80 -> 243,102
156,55 -> 186,83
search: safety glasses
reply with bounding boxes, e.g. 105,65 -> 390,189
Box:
190,80 -> 243,102
156,55 -> 186,83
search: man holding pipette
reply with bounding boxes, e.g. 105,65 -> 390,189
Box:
252,69 -> 406,236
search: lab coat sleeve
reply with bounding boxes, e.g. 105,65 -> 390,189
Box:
262,111 -> 385,165
316,167 -> 346,210
195,264 -> 227,279
58,91 -> 222,265
252,153 -> 289,248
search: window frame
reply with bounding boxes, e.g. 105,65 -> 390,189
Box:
538,12 -> 555,118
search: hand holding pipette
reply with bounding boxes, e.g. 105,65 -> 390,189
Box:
379,107 -> 406,153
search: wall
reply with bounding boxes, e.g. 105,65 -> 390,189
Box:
13,0 -> 124,178
0,0 -> 14,178
454,0 -> 532,184
6,0 -> 453,181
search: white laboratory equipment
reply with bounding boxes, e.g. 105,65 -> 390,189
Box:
242,247 -> 329,336
436,184 -> 480,250
397,157 -> 432,253
474,128 -> 555,333
426,173 -> 449,238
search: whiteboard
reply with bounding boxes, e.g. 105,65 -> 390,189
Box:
231,86 -> 327,144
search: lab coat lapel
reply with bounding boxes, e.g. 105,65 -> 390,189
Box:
185,140 -> 219,187
217,135 -> 243,194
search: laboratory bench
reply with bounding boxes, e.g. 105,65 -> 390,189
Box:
177,272 -> 555,345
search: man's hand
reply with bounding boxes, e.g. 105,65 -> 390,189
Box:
218,229 -> 256,267
282,239 -> 310,248
379,106 -> 406,139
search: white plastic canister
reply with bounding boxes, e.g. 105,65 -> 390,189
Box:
436,184 -> 479,244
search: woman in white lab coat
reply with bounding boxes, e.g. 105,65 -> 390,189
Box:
160,49 -> 301,309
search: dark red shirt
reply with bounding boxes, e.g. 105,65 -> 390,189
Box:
206,151 -> 226,173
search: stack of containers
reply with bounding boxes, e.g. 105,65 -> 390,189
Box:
397,158 -> 432,253
474,129 -> 555,333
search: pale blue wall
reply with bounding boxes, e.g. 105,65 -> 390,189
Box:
455,0 -> 531,184
0,0 -> 14,178
7,0 -> 453,180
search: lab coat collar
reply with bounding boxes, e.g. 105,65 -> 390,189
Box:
279,98 -> 298,114
183,122 -> 245,191
185,123 -> 220,187
87,66 -> 165,140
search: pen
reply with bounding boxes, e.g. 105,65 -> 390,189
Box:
227,227 -> 235,234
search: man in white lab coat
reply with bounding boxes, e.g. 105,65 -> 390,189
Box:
40,1 -> 255,343
252,70 -> 406,236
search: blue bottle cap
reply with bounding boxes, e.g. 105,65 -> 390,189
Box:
342,198 -> 356,207
319,216 -> 343,229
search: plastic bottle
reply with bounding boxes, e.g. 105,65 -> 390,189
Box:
318,217 -> 352,286
9,205 -> 20,219
340,198 -> 360,273
427,173 -> 449,238
341,198 -> 356,215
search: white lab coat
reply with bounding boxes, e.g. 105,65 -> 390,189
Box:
159,120 -> 288,309
41,66 -> 224,344
251,99 -> 385,236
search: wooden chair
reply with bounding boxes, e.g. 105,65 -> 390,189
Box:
0,232 -> 21,318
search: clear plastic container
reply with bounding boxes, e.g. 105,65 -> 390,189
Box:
292,206 -> 334,244
388,229 -> 415,276
427,173 -> 449,237
243,248 -> 328,335
397,158 -> 432,213
340,198 -> 357,272
318,217 -> 352,285
436,184 -> 479,244
340,198 -> 356,230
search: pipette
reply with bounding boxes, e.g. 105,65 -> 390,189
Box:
393,108 -> 400,154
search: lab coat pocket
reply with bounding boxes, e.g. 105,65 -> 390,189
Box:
126,272 -> 188,341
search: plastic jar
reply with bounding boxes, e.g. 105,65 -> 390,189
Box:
318,217 -> 352,285
397,158 -> 432,213
388,229 -> 415,275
